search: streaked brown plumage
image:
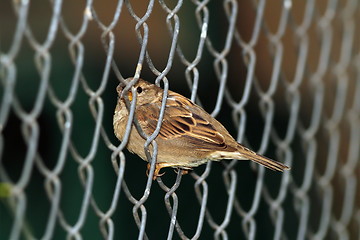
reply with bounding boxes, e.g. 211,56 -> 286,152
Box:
113,78 -> 290,179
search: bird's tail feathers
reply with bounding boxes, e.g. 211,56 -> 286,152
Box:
208,150 -> 290,172
245,153 -> 290,172
230,151 -> 290,172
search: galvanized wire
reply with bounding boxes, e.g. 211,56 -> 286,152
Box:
0,0 -> 359,239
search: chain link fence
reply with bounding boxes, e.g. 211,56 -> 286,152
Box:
1,0 -> 359,239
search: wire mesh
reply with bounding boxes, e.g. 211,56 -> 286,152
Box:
0,0 -> 359,239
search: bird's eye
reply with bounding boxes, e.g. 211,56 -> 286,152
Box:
137,87 -> 143,94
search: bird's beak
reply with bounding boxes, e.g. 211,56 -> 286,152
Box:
120,89 -> 133,102
117,84 -> 133,101
127,91 -> 133,101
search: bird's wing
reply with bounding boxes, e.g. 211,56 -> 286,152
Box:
136,92 -> 232,151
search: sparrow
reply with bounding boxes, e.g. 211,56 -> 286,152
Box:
113,78 -> 290,179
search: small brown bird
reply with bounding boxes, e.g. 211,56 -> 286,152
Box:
113,78 -> 290,179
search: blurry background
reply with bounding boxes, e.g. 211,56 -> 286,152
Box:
0,0 -> 359,239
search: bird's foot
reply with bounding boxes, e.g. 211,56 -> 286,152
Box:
174,168 -> 192,176
146,163 -> 165,180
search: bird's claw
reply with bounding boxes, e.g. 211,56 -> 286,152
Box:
146,163 -> 165,180
174,168 -> 191,176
